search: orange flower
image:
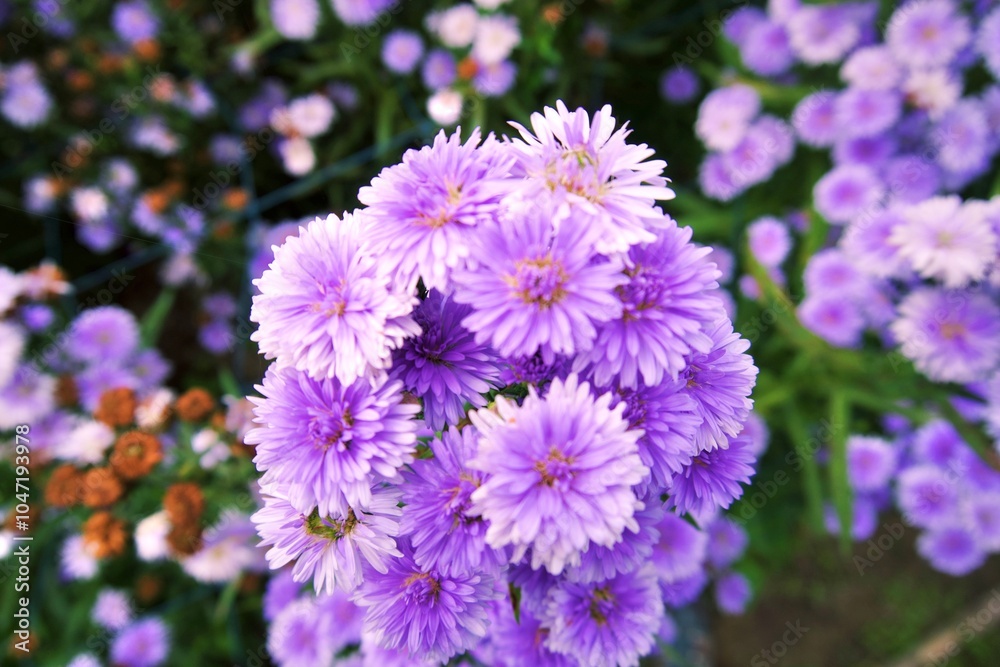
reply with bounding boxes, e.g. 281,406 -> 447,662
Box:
82,512 -> 127,559
81,467 -> 125,508
45,465 -> 83,507
95,387 -> 137,428
175,388 -> 215,421
110,431 -> 163,480
163,482 -> 205,526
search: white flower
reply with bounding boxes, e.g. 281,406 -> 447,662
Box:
135,511 -> 171,562
471,15 -> 520,66
71,187 -> 109,222
287,93 -> 336,138
57,419 -> 115,465
434,4 -> 479,48
279,137 -> 316,175
427,89 -> 464,126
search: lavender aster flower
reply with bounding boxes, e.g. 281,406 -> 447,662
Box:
696,85 -> 761,152
452,199 -> 625,363
741,19 -> 794,76
469,374 -> 647,574
253,482 -> 403,594
891,288 -> 1000,383
887,0 -> 971,68
833,134 -> 897,168
747,216 -> 791,268
271,0 -> 320,39
786,4 -> 860,65
798,293 -> 865,347
110,618 -> 170,667
660,65 -> 700,104
707,517 -> 748,568
793,91 -> 840,148
896,464 -> 960,529
565,502 -> 664,583
542,565 -> 662,667
814,165 -> 885,225
668,435 -> 756,517
965,492 -> 1000,552
917,527 -> 985,575
263,568 -> 300,621
354,539 -> 498,663
66,306 -> 140,364
509,102 -> 677,253
933,101 -> 991,175
715,571 -> 752,614
92,589 -> 133,630
835,88 -> 902,139
846,436 -> 897,492
573,221 -> 720,388
358,129 -> 514,291
268,597 -> 338,667
400,426 -> 505,577
247,364 -> 419,516
840,46 -> 902,90
250,212 -> 419,385
330,0 -> 396,26
111,1 -> 160,44
382,30 -> 424,75
392,291 -> 501,431
977,8 -> 1000,78
488,604 -> 576,667
422,49 -> 457,90
650,513 -> 708,583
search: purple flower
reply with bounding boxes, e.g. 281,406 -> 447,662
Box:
714,571 -> 751,614
887,0 -> 971,68
111,1 -> 159,44
696,85 -> 761,152
509,102 -> 676,254
965,492 -> 1000,552
381,29 -> 423,73
911,419 -> 966,468
896,464 -> 960,529
741,19 -> 794,76
835,88 -> 902,139
247,364 -> 419,516
660,65 -> 700,104
786,4 -> 861,65
707,517 -> 748,568
250,212 -> 419,385
917,527 -> 985,575
699,153 -> 741,202
452,199 -> 625,363
833,134 -> 897,168
891,196 -> 997,288
613,379 -> 700,490
661,570 -> 708,607
253,482 -> 403,594
110,618 -> 170,667
92,589 -> 133,630
359,129 -> 514,291
330,0 -> 396,25
573,222 -> 720,388
747,216 -> 791,268
668,435 -> 756,517
271,0 -> 320,39
317,589 -> 365,652
891,288 -> 1000,383
392,291 -> 501,431
263,568 -> 300,621
680,319 -> 758,449
814,165 -> 885,225
798,293 -> 865,348
792,91 -> 840,147
803,249 -> 866,296
354,539 -> 498,663
421,49 -> 457,90
566,501 -> 664,583
847,436 -> 897,492
542,565 -> 662,667
468,375 -> 647,574
825,495 -> 879,541
66,306 -> 139,364
840,46 -> 902,90
474,60 -> 517,97
400,426 -> 505,577
267,597 -> 338,667
884,155 -> 941,204
650,512 -> 707,583
488,604 -> 576,667
977,8 -> 1000,78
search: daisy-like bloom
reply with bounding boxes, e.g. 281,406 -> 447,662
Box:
886,0 -> 971,68
803,248 -> 868,296
286,94 -> 336,138
680,319 -> 758,450
271,0 -> 320,40
92,589 -> 133,631
488,604 -> 576,667
896,464 -> 960,529
426,89 -> 464,126
840,46 -> 902,90
247,364 -> 419,517
659,65 -> 700,104
978,8 -> 1000,79
834,88 -> 902,139
911,419 -> 965,468
468,374 -> 647,574
891,196 -> 997,288
613,379 -> 700,490
473,60 -> 518,98
695,85 -> 761,153
472,14 -> 521,66
267,597 -> 338,667
317,588 -> 366,654
422,49 -> 457,90
825,495 -> 879,541
60,535 -> 99,581
354,539 -> 499,663
706,517 -> 749,569
573,221 -> 720,388
134,511 -> 171,561
650,512 -> 707,584
814,165 -> 885,225
253,482 -> 403,594
0,366 -> 56,430
358,129 -> 514,291
840,207 -> 910,279
182,512 -> 263,583
111,0 -> 160,44
740,19 -> 794,76
747,216 -> 791,268
933,101 -> 991,176
699,153 -> 740,202
715,571 -> 752,614
400,426 -> 505,576
250,212 -> 419,385
662,570 -> 708,607
429,4 -> 479,47
798,293 -> 865,348
65,306 -> 140,364
834,134 -> 897,169
903,68 -> 962,120
786,4 -> 860,65
381,30 -> 424,74
542,565 -> 662,667
891,288 -> 1000,383
329,0 -> 396,25
847,436 -> 897,492
917,527 -> 985,576
110,617 -> 170,667
565,501 -> 663,584
508,101 -> 677,254
453,199 -> 625,363
965,492 -> 1000,552
263,569 -> 300,622
0,321 -> 25,389
792,90 -> 840,148
668,434 -> 756,517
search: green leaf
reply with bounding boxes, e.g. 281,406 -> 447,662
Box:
140,289 -> 177,347
828,391 -> 853,555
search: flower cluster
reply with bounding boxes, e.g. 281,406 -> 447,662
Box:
248,102 -> 760,665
